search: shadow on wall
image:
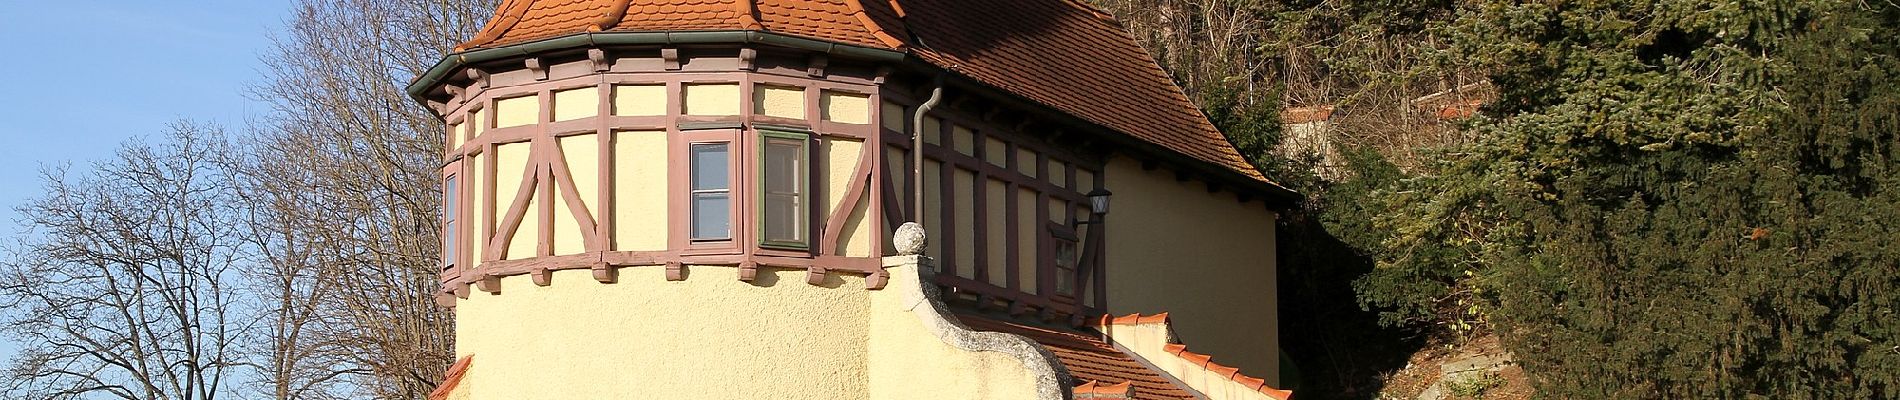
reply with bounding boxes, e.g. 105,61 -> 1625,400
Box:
1276,211 -> 1423,400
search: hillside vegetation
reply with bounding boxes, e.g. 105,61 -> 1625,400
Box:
1092,0 -> 1900,397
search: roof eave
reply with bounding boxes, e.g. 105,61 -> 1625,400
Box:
406,30 -> 908,102
896,59 -> 1303,208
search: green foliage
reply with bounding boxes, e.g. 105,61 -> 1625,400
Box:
1349,0 -> 1900,396
1444,371 -> 1504,398
1201,81 -> 1320,192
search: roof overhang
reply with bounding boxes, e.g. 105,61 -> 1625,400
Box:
901,59 -> 1302,207
406,30 -> 907,101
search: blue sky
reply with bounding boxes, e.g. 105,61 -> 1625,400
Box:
0,0 -> 293,362
0,0 -> 291,232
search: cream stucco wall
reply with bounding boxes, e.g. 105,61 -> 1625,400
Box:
1103,156 -> 1281,385
822,91 -> 871,124
496,95 -> 539,128
495,142 -> 537,260
552,134 -> 598,255
553,87 -> 598,121
455,267 -> 871,400
756,85 -> 806,119
614,85 -> 667,116
451,260 -> 1059,400
613,130 -> 668,251
823,138 -> 875,257
685,83 -> 740,116
470,152 -> 487,267
866,257 -> 1055,399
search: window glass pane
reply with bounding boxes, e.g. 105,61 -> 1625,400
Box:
764,193 -> 800,242
690,144 -> 729,190
761,135 -> 806,245
691,193 -> 730,240
444,176 -> 459,222
764,141 -> 801,192
444,221 -> 457,266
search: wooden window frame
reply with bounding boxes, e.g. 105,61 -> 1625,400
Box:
1046,222 -> 1080,300
442,171 -> 461,271
676,130 -> 748,255
756,128 -> 814,251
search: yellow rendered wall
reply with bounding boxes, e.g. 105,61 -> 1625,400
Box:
921,159 -> 943,261
984,179 -> 1007,287
495,142 -> 537,260
447,122 -> 463,151
951,169 -> 976,279
880,101 -> 904,131
756,85 -> 806,119
553,87 -> 599,121
1015,187 -> 1036,291
823,91 -> 871,124
614,85 -> 667,116
470,152 -> 487,267
552,134 -> 598,256
866,258 -> 1045,399
471,108 -> 487,136
685,83 -> 740,116
1103,156 -> 1281,385
613,130 -> 668,251
454,267 -> 871,400
823,138 -> 874,257
496,95 -> 539,128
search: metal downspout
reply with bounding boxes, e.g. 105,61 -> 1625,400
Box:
910,74 -> 945,222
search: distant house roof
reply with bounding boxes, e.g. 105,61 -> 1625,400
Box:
453,0 -> 1279,188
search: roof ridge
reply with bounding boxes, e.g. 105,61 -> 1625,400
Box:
736,0 -> 764,30
426,355 -> 475,400
591,0 -> 633,31
842,0 -> 907,48
457,0 -> 536,51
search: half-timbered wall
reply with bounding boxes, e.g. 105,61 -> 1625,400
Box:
433,49 -> 888,297
878,90 -> 1107,322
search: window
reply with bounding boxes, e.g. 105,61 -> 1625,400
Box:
443,175 -> 459,268
1049,224 -> 1079,296
689,143 -> 732,241
758,131 -> 809,248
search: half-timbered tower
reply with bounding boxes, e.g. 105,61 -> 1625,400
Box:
411,0 -> 1299,399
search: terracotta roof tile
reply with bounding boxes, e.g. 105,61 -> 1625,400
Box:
426,355 -> 474,400
453,0 -> 1279,187
1096,312 -> 1295,400
958,314 -> 1194,400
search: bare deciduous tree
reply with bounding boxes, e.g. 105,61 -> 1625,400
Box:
0,122 -> 246,400
240,0 -> 493,398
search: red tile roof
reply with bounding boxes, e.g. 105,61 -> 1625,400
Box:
427,355 -> 474,400
454,0 -> 1276,186
958,314 -> 1195,400
1096,313 -> 1294,400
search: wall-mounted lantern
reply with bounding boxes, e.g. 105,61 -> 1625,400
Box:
1076,188 -> 1113,225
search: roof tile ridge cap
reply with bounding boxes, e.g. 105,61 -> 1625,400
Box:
884,0 -> 906,18
1056,0 -> 1272,185
457,0 -> 537,51
426,355 -> 474,400
1096,312 -> 1169,326
1166,343 -> 1294,400
841,0 -> 906,49
1054,0 -> 1123,25
736,0 -> 763,30
591,0 -> 634,31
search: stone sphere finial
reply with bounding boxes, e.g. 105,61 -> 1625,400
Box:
894,222 -> 927,256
